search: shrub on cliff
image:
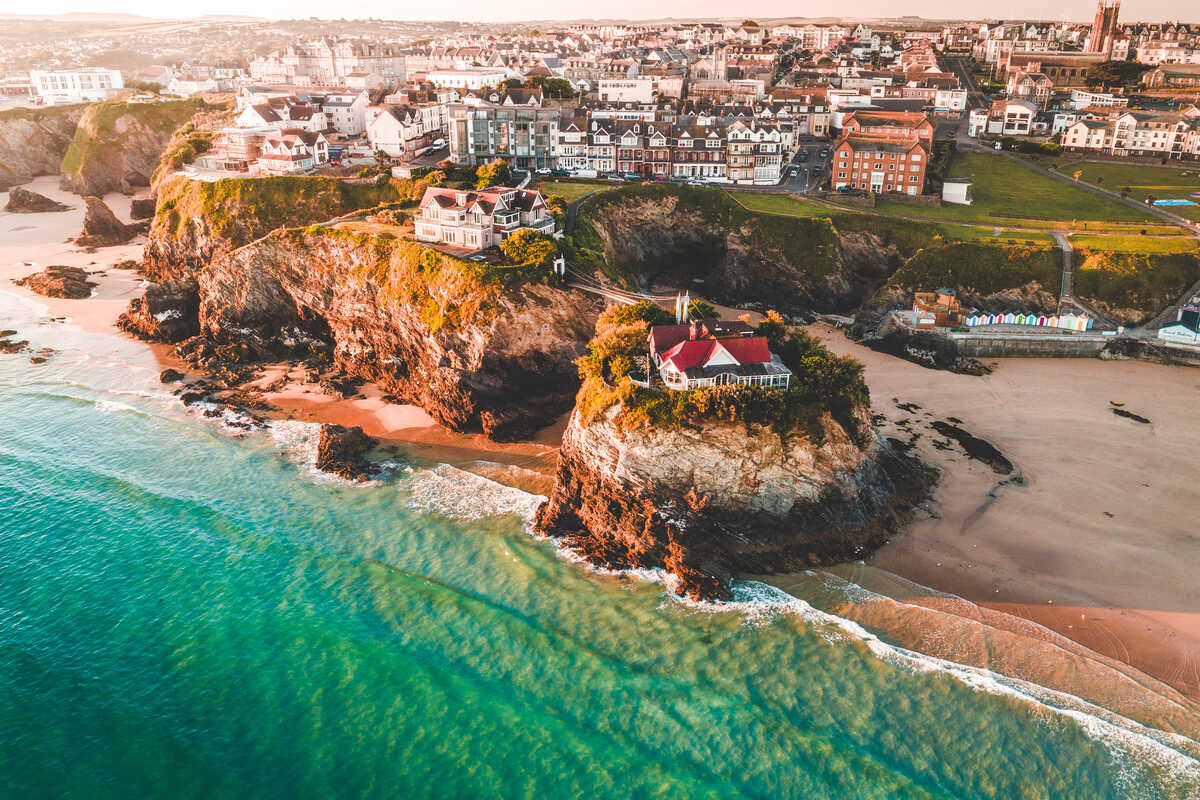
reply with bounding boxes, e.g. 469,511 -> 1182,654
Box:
475,158 -> 511,189
880,242 -> 1060,300
61,98 -> 211,179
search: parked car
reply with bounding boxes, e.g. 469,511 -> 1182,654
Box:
551,168 -> 571,176
686,178 -> 708,186
622,172 -> 640,180
819,148 -> 830,158
646,176 -> 665,183
607,174 -> 626,183
535,167 -> 552,175
796,152 -> 808,162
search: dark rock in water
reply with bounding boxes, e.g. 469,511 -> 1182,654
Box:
179,390 -> 207,406
0,329 -> 16,337
76,196 -> 138,248
930,421 -> 1013,475
15,265 -> 96,299
113,259 -> 140,271
315,424 -> 377,481
130,197 -> 155,220
117,279 -> 199,343
0,335 -> 30,354
159,368 -> 185,384
1112,408 -> 1151,424
5,186 -> 69,213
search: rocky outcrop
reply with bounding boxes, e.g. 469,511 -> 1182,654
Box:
847,311 -> 990,375
315,424 -> 377,481
60,99 -> 209,197
117,278 -> 200,343
142,175 -> 404,280
534,406 -> 932,601
575,187 -> 905,316
15,265 -> 96,299
141,228 -> 596,440
130,197 -> 156,219
0,105 -> 86,191
76,196 -> 140,248
5,187 -> 70,213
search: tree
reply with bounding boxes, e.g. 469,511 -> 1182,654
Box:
374,149 -> 391,169
524,75 -> 577,98
501,229 -> 557,269
686,299 -> 718,320
741,19 -> 759,27
501,77 -> 524,89
1084,60 -> 1150,89
475,158 -> 511,189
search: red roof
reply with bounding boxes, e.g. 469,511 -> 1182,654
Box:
661,336 -> 771,371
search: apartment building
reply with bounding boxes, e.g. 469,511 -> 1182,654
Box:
832,135 -> 928,195
447,103 -> 559,169
1062,111 -> 1198,159
29,68 -> 123,104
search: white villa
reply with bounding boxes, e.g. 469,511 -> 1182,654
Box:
415,186 -> 555,251
648,320 -> 792,391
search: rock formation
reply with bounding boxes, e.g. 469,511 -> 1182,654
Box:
5,187 -> 70,213
130,197 -> 156,220
573,186 -> 906,315
15,266 -> 96,299
59,99 -> 212,196
76,196 -> 139,248
136,226 -> 597,440
0,104 -> 86,191
117,278 -> 200,343
315,424 -> 377,481
535,405 -> 931,601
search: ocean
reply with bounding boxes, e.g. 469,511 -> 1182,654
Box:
2,289 -> 1199,799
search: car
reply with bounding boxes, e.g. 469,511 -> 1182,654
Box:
551,168 -> 571,176
647,176 -> 665,183
819,149 -> 830,158
622,172 -> 640,180
801,135 -> 814,142
535,167 -> 552,175
607,174 -> 626,183
796,152 -> 808,162
686,178 -> 708,186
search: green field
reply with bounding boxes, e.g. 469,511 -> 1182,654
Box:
1069,161 -> 1200,222
536,179 -> 611,203
729,191 -> 1055,245
1067,233 -> 1199,254
864,151 -> 1158,227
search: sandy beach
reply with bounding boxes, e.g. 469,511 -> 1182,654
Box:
798,324 -> 1200,708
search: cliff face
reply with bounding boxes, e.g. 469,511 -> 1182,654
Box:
573,186 -> 903,315
534,405 -> 930,600
143,176 -> 404,280
132,227 -> 596,439
59,99 -> 209,197
0,105 -> 87,191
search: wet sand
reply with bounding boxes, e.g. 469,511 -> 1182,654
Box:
795,324 -> 1200,706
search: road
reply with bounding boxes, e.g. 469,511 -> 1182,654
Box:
942,54 -> 990,111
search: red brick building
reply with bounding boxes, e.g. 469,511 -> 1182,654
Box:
832,135 -> 929,195
840,110 -> 934,144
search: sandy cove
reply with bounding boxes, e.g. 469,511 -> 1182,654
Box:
6,179 -> 1200,713
789,324 -> 1200,709
0,178 -> 561,494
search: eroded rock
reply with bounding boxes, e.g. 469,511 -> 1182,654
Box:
5,186 -> 69,213
315,424 -> 377,481
15,265 -> 96,299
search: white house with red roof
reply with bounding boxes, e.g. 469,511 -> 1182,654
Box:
649,320 -> 792,391
415,186 -> 555,251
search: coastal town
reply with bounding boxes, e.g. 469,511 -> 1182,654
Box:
3,3 -> 1200,796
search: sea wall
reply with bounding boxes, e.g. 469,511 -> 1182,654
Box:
950,332 -> 1110,358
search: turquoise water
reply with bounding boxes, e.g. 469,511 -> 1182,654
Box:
2,292 -> 1199,799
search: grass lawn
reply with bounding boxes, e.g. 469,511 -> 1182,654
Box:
728,191 -> 1055,245
867,151 -> 1158,227
1067,234 -> 1199,254
1068,161 -> 1200,222
537,179 -> 612,203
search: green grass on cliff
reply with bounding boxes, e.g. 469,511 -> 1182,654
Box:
880,242 -> 1062,299
288,226 -> 557,333
1072,251 -> 1200,315
154,176 -> 407,244
570,184 -> 844,289
0,104 -> 87,123
60,98 -> 209,178
577,303 -> 870,446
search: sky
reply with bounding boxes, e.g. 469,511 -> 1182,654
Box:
2,0 -> 1186,24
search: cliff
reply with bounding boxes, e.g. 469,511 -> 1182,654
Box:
59,99 -> 213,196
534,305 -> 932,599
130,226 -> 597,439
143,176 -> 405,279
0,105 -> 87,191
570,185 -> 919,315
